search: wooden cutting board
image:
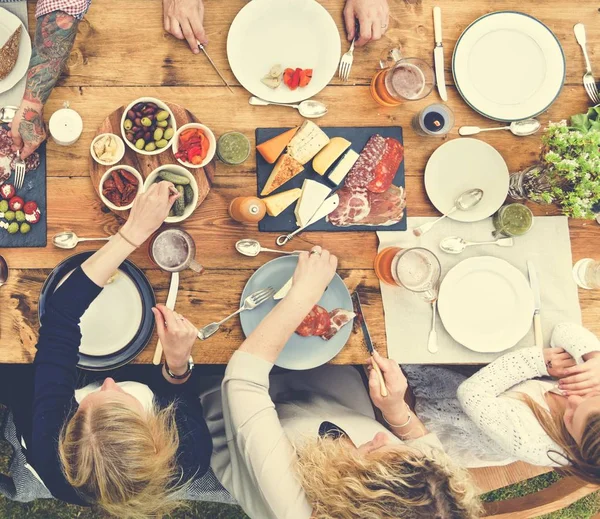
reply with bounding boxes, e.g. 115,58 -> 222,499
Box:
89,102 -> 216,220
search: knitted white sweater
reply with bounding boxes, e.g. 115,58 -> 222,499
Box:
457,323 -> 600,466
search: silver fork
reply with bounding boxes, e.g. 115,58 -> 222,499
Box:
574,23 -> 600,104
197,287 -> 275,340
338,38 -> 356,82
13,150 -> 26,190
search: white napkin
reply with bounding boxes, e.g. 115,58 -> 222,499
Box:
0,1 -> 29,108
377,216 -> 582,364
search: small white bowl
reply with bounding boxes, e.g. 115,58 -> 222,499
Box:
143,164 -> 199,223
172,123 -> 216,169
90,133 -> 125,166
99,165 -> 143,211
121,97 -> 177,156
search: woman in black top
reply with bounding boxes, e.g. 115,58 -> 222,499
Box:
28,181 -> 211,518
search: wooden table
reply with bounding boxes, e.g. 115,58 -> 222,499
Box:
2,0 -> 599,364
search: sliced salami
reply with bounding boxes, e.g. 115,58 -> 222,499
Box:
313,306 -> 332,336
367,138 -> 404,193
321,309 -> 356,341
344,134 -> 386,190
296,306 -> 319,336
0,126 -> 41,175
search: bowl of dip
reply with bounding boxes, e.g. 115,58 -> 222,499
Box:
216,131 -> 251,165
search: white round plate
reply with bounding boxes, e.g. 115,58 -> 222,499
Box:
452,11 -> 565,121
0,7 -> 32,95
424,138 -> 509,222
438,257 -> 534,353
227,0 -> 341,103
240,256 -> 353,370
57,269 -> 143,356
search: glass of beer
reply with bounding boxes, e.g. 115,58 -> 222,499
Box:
148,228 -> 204,274
374,247 -> 441,301
370,48 -> 435,107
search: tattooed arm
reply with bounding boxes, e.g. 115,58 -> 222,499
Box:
11,12 -> 79,159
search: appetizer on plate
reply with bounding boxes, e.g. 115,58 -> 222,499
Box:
261,65 -> 313,91
0,184 -> 42,235
0,25 -> 21,80
296,305 -> 355,341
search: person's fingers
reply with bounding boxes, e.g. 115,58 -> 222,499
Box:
157,304 -> 178,330
330,253 -> 338,270
368,366 -> 381,394
169,18 -> 184,39
355,17 -> 373,46
560,380 -> 594,391
371,21 -> 383,42
189,13 -> 207,48
20,144 -> 36,160
179,19 -> 198,53
10,128 -> 23,152
320,248 -> 331,263
164,12 -> 171,32
343,7 -> 356,41
556,352 -> 573,360
564,388 -> 598,397
561,365 -> 587,378
152,307 -> 167,337
372,350 -> 397,375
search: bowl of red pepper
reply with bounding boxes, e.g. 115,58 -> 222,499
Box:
173,123 -> 216,169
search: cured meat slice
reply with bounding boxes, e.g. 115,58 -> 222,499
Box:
361,185 -> 406,226
367,138 -> 404,193
296,305 -> 329,337
327,187 -> 369,226
313,306 -> 331,336
0,127 -> 41,173
321,309 -> 356,341
344,134 -> 386,190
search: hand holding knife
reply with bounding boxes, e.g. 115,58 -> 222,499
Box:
153,271 -> 180,365
433,7 -> 448,102
352,292 -> 388,398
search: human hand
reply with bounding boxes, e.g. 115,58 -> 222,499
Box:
289,246 -> 338,306
558,357 -> 600,396
343,0 -> 389,47
163,0 -> 208,53
543,347 -> 576,378
368,351 -> 409,420
152,304 -> 197,374
10,99 -> 46,159
121,181 -> 180,245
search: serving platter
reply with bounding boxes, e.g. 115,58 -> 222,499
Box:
39,252 -> 156,371
89,102 -> 216,219
0,7 -> 31,96
240,256 -> 353,370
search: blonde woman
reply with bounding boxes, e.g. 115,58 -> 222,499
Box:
27,182 -> 212,518
457,323 -> 600,482
199,246 -> 481,519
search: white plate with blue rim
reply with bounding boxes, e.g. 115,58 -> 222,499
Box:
452,11 -> 565,122
239,256 -> 353,370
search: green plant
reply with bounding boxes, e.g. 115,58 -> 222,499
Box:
530,108 -> 600,219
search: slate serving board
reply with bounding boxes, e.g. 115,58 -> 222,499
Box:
256,126 -> 406,233
0,127 -> 46,248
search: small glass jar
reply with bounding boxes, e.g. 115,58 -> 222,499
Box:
216,131 -> 251,165
492,203 -> 534,238
411,103 -> 454,137
573,259 -> 600,289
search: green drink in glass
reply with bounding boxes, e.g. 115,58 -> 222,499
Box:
492,203 -> 534,238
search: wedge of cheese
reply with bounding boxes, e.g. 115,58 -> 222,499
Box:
261,154 -> 304,196
328,149 -> 359,186
287,120 -> 330,165
294,179 -> 331,227
257,127 -> 299,164
274,276 -> 293,300
312,137 -> 351,175
262,188 -> 302,217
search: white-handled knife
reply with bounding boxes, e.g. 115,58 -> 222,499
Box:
152,271 -> 180,365
527,261 -> 543,348
433,7 -> 448,102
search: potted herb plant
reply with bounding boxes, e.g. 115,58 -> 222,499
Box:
508,106 -> 600,219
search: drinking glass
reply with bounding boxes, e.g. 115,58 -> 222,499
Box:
412,103 -> 455,137
148,228 -> 203,273
370,48 -> 435,107
573,258 -> 600,289
492,203 -> 534,238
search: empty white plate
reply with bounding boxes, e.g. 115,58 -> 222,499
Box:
424,138 -> 509,222
452,11 -> 565,121
227,0 -> 341,103
0,7 -> 32,95
438,256 -> 534,353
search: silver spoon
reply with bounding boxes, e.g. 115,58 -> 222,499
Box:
248,96 -> 328,118
53,231 -> 111,249
413,189 -> 484,237
0,255 -> 8,289
458,119 -> 541,137
439,236 -> 514,254
235,239 -> 301,257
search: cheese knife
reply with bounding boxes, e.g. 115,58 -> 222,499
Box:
527,261 -> 543,348
352,292 -> 388,398
152,271 -> 180,365
433,7 -> 448,102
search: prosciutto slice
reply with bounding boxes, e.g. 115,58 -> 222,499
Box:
321,309 -> 356,341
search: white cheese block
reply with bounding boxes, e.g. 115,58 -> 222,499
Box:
328,149 -> 359,186
274,276 -> 293,300
294,179 -> 332,227
287,120 -> 330,165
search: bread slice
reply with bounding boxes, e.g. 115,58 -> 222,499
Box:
0,25 -> 21,81
261,154 -> 304,196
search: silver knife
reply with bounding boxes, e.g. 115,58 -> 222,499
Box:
152,271 -> 180,365
352,292 -> 388,397
197,41 -> 235,94
527,261 -> 543,348
433,7 -> 448,102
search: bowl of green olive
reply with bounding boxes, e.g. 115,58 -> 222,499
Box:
121,97 -> 177,156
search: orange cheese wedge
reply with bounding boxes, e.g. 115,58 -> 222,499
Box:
257,127 -> 299,164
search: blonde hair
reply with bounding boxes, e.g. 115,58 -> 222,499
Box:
521,395 -> 600,484
295,436 -> 482,519
58,399 -> 184,519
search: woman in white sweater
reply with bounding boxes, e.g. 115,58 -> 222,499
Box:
457,323 -> 600,481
